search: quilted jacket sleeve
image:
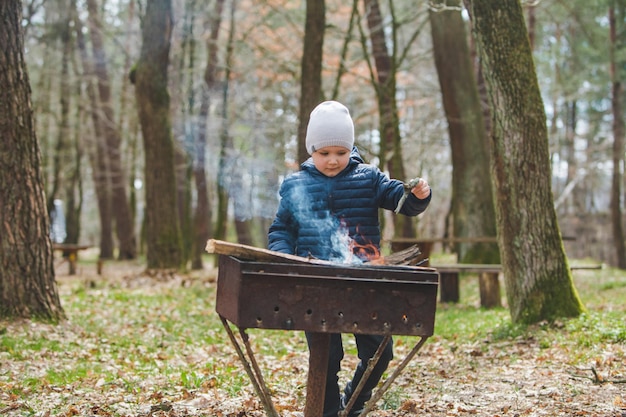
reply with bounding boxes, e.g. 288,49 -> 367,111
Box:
374,169 -> 432,216
267,180 -> 298,254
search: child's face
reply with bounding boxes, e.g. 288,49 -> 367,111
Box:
311,146 -> 351,177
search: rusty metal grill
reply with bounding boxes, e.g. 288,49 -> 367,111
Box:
217,255 -> 438,336
215,255 -> 439,417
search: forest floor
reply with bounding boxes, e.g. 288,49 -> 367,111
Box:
1,253 -> 625,417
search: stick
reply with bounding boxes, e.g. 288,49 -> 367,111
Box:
360,336 -> 430,416
206,239 -> 334,265
206,239 -> 434,270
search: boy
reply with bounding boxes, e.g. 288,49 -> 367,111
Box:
268,101 -> 431,417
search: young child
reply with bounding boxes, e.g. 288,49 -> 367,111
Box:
268,100 -> 431,417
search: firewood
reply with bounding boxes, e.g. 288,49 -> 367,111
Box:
382,244 -> 425,266
206,239 -> 429,268
205,239 -> 333,265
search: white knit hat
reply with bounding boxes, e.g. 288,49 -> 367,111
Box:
305,101 -> 355,155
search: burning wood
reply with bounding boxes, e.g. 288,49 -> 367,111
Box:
205,239 -> 428,267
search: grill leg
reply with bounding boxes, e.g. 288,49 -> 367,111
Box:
339,335 -> 392,417
304,332 -> 330,417
219,316 -> 279,417
359,336 -> 429,417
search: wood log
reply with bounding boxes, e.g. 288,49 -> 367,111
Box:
205,239 -> 333,265
382,244 -> 425,266
206,239 -> 432,269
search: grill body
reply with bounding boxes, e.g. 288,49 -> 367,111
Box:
216,256 -> 439,336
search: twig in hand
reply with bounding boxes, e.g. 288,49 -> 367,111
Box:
394,177 -> 421,214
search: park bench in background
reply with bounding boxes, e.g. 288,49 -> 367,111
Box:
384,236 -> 594,308
431,263 -> 603,307
52,243 -> 91,275
386,236 -> 577,266
385,236 -> 499,265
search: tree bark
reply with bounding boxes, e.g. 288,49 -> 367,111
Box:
65,16 -> 84,247
86,0 -> 137,260
174,0 -> 197,268
46,12 -> 72,233
71,2 -> 114,259
176,148 -> 193,266
609,2 -> 626,269
48,11 -> 83,249
135,0 -> 183,269
467,0 -> 584,323
431,0 -> 501,308
191,0 -> 223,269
214,0 -> 237,242
297,0 -> 325,165
0,0 -> 64,320
430,0 -> 499,267
363,0 -> 414,250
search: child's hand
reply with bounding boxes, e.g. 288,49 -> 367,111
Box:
411,178 -> 430,199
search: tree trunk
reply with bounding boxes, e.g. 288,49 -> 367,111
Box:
214,0 -> 238,242
176,147 -> 193,266
191,0 -> 223,269
609,3 -> 626,269
118,0 -> 138,254
363,0 -> 414,250
430,0 -> 499,267
297,0 -> 325,165
467,0 -> 584,323
66,75 -> 85,246
135,0 -> 183,269
431,0 -> 500,308
48,11 -> 81,249
86,0 -> 137,260
174,0 -> 196,268
0,0 -> 64,321
71,2 -> 114,259
331,0 -> 358,100
525,2 -> 536,50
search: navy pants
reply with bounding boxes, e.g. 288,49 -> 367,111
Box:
305,332 -> 393,417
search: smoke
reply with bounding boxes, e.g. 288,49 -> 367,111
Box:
218,150 -> 280,221
285,183 -> 362,264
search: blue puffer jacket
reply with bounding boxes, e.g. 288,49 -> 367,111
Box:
268,147 -> 431,262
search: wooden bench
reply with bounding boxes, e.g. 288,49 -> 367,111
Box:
53,243 -> 91,275
431,263 -> 603,308
385,237 -> 498,263
385,236 -> 577,267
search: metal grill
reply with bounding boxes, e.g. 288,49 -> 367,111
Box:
216,255 -> 439,417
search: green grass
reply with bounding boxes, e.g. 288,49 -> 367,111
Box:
394,262 -> 626,365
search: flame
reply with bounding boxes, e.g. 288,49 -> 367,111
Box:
349,237 -> 385,265
332,222 -> 385,265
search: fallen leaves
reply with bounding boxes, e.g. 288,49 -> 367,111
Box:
1,263 -> 625,417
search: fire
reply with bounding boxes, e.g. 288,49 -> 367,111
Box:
350,238 -> 385,265
333,222 -> 385,265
